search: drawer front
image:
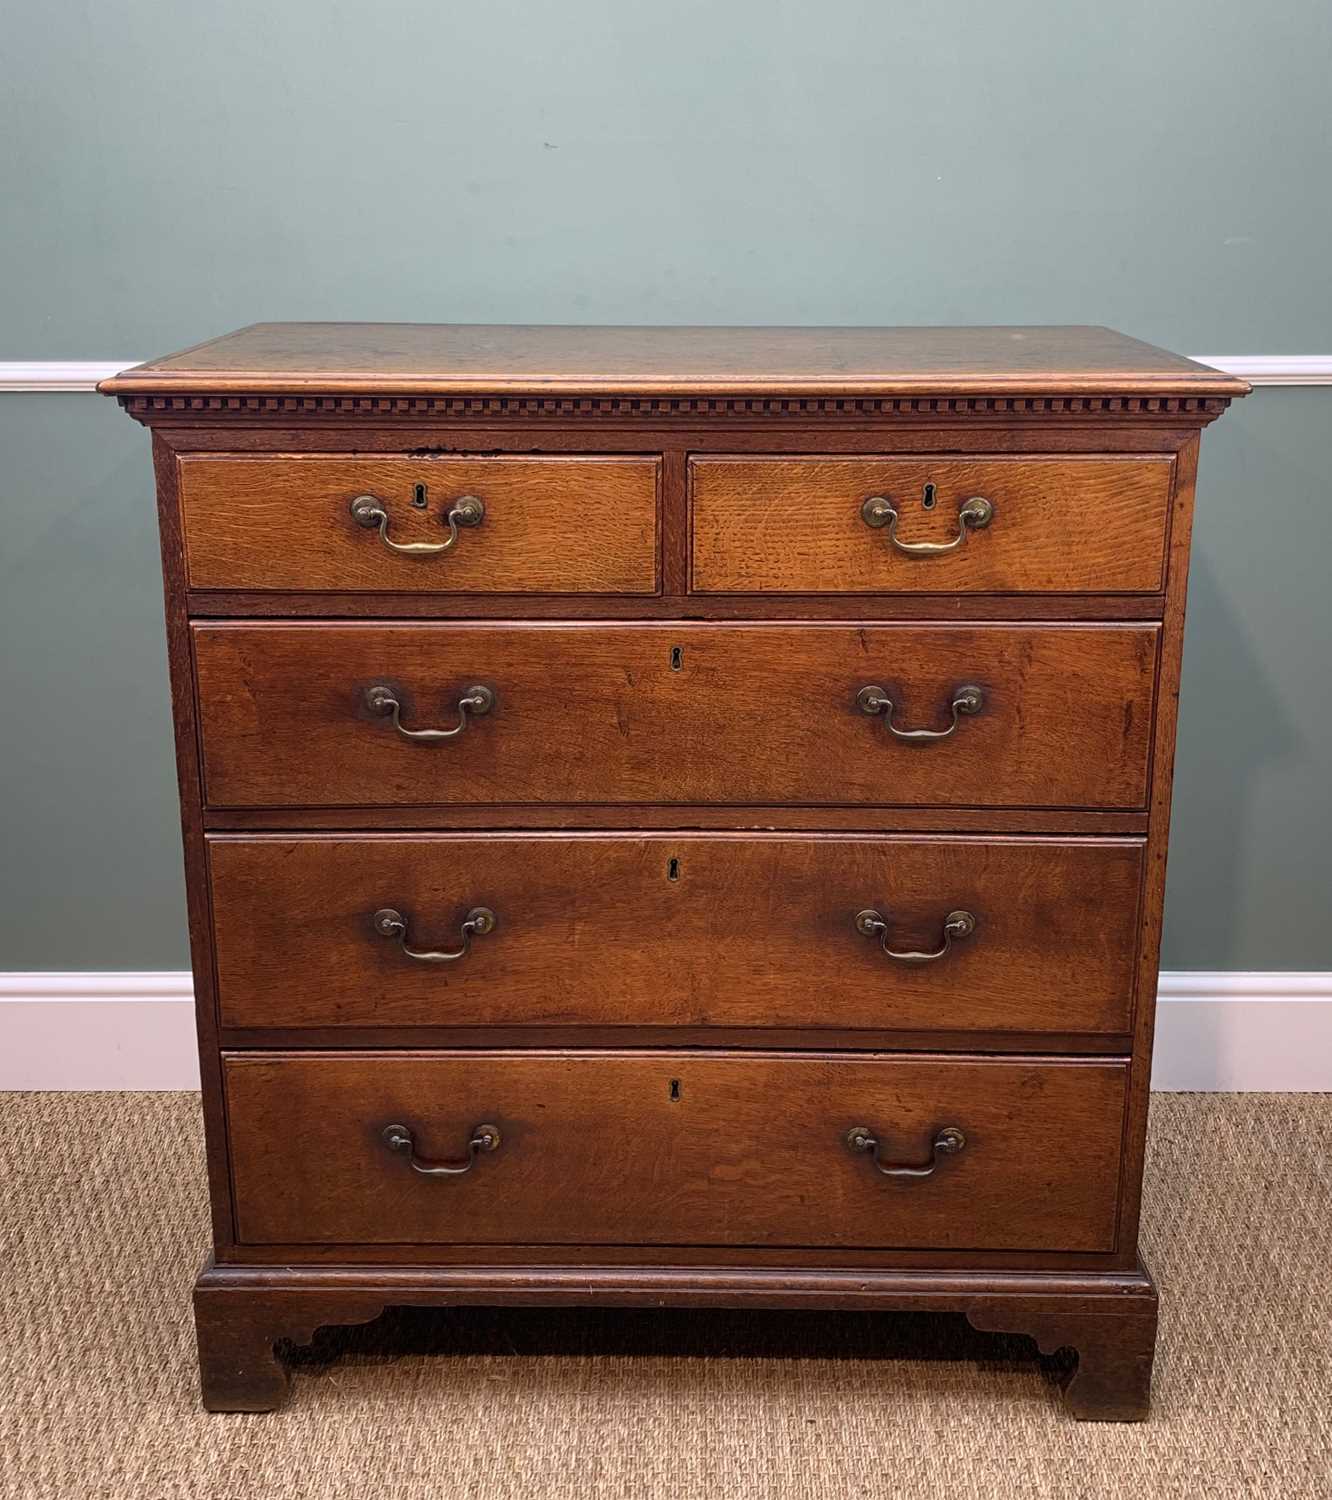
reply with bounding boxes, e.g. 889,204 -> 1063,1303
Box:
178,455 -> 660,593
225,1051 -> 1127,1250
193,623 -> 1157,810
690,456 -> 1173,594
210,834 -> 1143,1036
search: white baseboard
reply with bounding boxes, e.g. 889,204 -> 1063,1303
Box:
0,362 -> 141,391
1186,355 -> 1332,386
0,973 -> 200,1089
1150,972 -> 1332,1090
0,971 -> 1329,1090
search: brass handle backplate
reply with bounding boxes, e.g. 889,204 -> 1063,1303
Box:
364,683 -> 494,741
350,492 -> 485,555
372,906 -> 496,963
381,1122 -> 501,1177
860,493 -> 993,555
854,907 -> 976,964
857,683 -> 984,741
845,1125 -> 966,1178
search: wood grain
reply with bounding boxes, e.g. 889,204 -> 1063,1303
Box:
967,1297 -> 1159,1421
208,833 -> 1144,1035
223,1050 -> 1127,1251
101,323 -> 1247,399
192,1258 -> 1157,1414
178,455 -> 659,593
200,805 -> 1151,836
157,420 -> 1197,457
100,320 -> 1247,1420
1114,433 -> 1203,1255
206,1235 -> 1133,1272
690,456 -> 1172,594
192,621 -> 1159,810
149,436 -> 236,1249
217,1025 -> 1132,1059
184,590 -> 1169,622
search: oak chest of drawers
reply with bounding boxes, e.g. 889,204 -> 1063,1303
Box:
102,324 -> 1247,1419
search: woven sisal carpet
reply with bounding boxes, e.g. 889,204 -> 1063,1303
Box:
0,1093 -> 1327,1498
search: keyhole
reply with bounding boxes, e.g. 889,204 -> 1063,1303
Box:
669,1079 -> 681,1101
922,482 -> 937,510
667,857 -> 680,881
670,646 -> 684,671
412,482 -> 428,509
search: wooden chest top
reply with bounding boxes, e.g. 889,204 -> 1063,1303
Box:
101,322 -> 1246,400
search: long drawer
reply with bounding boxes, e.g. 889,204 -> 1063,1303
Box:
177,454 -> 661,594
209,833 -> 1144,1036
690,455 -> 1174,594
193,622 -> 1158,809
224,1051 -> 1128,1250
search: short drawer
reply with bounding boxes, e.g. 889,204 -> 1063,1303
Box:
193,622 -> 1158,810
177,455 -> 660,593
209,833 -> 1143,1037
225,1051 -> 1127,1250
690,455 -> 1174,594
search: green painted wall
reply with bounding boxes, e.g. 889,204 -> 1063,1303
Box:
2,1 -> 1329,970
0,397 -> 188,967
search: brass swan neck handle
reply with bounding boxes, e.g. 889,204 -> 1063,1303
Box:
371,906 -> 496,963
856,684 -> 984,742
854,907 -> 977,964
860,493 -> 993,555
350,492 -> 485,555
363,683 -> 494,741
381,1123 -> 501,1176
845,1126 -> 966,1178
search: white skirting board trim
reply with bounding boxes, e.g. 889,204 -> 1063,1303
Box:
0,973 -> 200,1090
1,356 -> 1332,391
0,972 -> 1328,1090
0,362 -> 141,391
1187,355 -> 1332,386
